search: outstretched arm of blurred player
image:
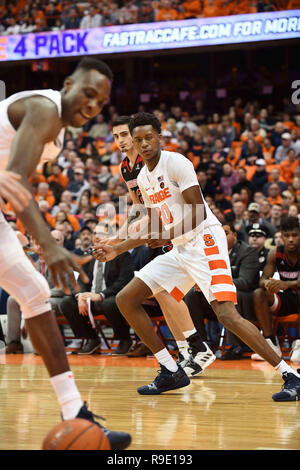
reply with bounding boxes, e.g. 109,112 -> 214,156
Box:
6,96 -> 89,293
0,170 -> 32,212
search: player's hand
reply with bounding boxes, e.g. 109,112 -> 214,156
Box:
146,232 -> 172,249
42,243 -> 89,294
92,244 -> 118,262
0,170 -> 32,212
265,278 -> 287,294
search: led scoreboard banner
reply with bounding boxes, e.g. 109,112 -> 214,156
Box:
0,10 -> 299,62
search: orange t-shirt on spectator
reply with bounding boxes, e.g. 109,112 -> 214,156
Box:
35,191 -> 55,209
279,160 -> 299,184
202,0 -> 221,17
48,173 -> 69,188
155,7 -> 179,21
233,0 -> 250,14
162,142 -> 179,152
268,195 -> 283,206
262,145 -> 275,165
282,120 -> 295,130
287,0 -> 300,9
181,0 -> 202,18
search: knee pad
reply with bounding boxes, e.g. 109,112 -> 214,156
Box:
0,258 -> 51,319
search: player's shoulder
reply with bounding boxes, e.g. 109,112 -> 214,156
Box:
161,150 -> 194,169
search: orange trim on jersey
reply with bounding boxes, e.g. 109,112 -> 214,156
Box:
214,291 -> 237,303
208,260 -> 227,270
204,246 -> 220,256
211,274 -> 233,286
170,287 -> 184,303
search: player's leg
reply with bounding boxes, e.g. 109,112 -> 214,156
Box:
211,300 -> 300,401
155,291 -> 216,375
116,277 -> 190,394
0,220 -> 131,448
252,288 -> 282,360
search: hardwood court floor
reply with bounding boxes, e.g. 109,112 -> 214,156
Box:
0,354 -> 299,450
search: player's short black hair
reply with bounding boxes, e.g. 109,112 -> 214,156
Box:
111,115 -> 131,129
222,222 -> 237,233
73,57 -> 113,82
280,216 -> 300,233
129,112 -> 161,135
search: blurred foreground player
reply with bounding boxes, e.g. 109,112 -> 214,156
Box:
94,113 -> 300,401
0,58 -> 130,448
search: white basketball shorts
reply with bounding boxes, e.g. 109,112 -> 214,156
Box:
135,224 -> 237,304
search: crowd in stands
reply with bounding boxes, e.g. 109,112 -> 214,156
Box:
0,0 -> 299,35
2,88 -> 300,357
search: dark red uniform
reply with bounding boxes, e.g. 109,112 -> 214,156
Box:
273,245 -> 300,316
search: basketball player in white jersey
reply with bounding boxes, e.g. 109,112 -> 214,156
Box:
0,58 -> 130,448
94,112 -> 300,401
110,115 -> 216,375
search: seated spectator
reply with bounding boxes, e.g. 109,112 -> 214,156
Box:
45,2 -> 61,29
60,223 -> 134,355
176,112 -> 198,134
253,216 -> 300,363
155,0 -> 179,21
56,204 -> 80,232
118,0 -> 138,24
52,190 -> 78,215
202,0 -> 221,17
88,114 -> 109,139
184,223 -> 260,357
281,190 -> 295,213
275,132 -> 300,163
39,200 -> 56,228
260,198 -> 272,221
241,118 -> 267,144
271,122 -> 286,148
211,139 -> 228,166
63,7 -> 81,29
161,130 -> 179,152
35,182 -> 55,209
47,163 -> 69,189
67,167 -> 89,197
267,182 -> 283,206
247,223 -> 270,270
80,5 -> 103,28
252,159 -> 269,192
240,137 -> 264,165
263,167 -> 288,196
279,148 -> 299,184
232,167 -> 256,200
245,202 -> 275,239
180,0 -> 202,19
288,204 -> 299,218
220,163 -> 239,197
138,0 -> 155,22
265,203 -> 283,232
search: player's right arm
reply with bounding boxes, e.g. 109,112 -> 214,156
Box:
0,170 -> 32,212
259,248 -> 276,290
5,96 -> 89,293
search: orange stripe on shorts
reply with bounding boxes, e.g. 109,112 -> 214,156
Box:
211,274 -> 233,285
170,287 -> 184,303
204,246 -> 219,256
208,259 -> 227,270
214,291 -> 237,303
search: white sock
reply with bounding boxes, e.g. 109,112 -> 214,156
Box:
50,371 -> 83,420
183,328 -> 197,339
176,340 -> 190,360
154,348 -> 178,372
274,360 -> 300,378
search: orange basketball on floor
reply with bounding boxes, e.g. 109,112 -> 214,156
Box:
42,418 -> 111,450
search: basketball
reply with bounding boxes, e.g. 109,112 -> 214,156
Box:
42,418 -> 111,450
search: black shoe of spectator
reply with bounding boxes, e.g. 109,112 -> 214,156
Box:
77,339 -> 101,355
113,339 -> 133,355
220,346 -> 243,360
127,343 -> 152,357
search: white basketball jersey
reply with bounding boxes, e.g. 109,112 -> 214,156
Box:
137,150 -> 220,246
0,89 -> 65,171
